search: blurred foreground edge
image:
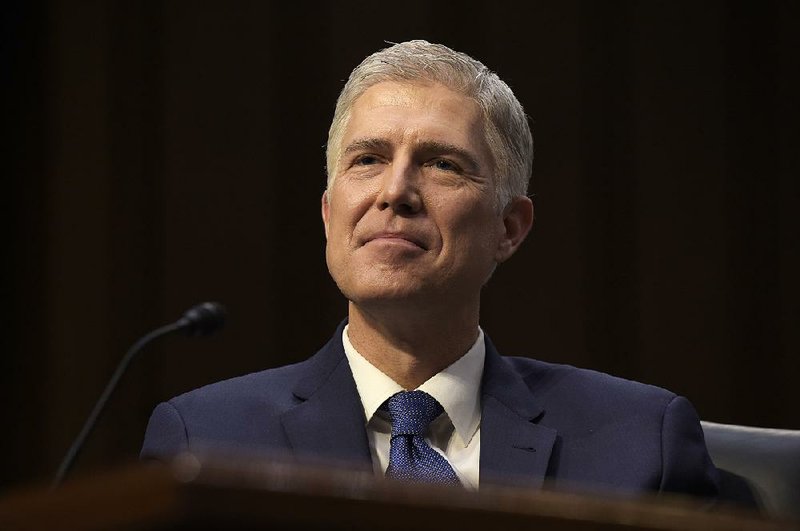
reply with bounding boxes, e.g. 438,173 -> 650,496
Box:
0,453 -> 794,531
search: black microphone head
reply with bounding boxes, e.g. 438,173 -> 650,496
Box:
177,302 -> 227,336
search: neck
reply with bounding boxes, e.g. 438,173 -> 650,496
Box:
346,300 -> 480,389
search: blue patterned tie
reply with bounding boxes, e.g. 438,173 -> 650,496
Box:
384,391 -> 461,485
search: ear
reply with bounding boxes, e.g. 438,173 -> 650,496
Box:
495,196 -> 534,263
321,190 -> 331,239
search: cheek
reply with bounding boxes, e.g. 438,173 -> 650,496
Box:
327,187 -> 373,240
441,197 -> 497,231
445,205 -> 502,253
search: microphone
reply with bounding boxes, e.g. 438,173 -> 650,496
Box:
51,302 -> 227,488
175,301 -> 227,336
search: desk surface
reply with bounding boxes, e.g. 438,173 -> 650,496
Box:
0,455 -> 795,531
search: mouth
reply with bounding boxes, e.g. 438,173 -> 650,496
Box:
363,231 -> 429,251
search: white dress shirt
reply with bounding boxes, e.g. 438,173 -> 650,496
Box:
342,325 -> 485,489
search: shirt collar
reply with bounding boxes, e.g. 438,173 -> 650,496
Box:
342,325 -> 485,447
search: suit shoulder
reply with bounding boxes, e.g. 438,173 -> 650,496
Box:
502,356 -> 677,410
161,327 -> 347,423
496,356 -> 716,497
168,358 -> 311,413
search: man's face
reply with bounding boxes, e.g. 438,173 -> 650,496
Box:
322,81 -> 526,310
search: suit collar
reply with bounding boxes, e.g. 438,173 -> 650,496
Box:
281,323 -> 558,488
479,335 -> 557,489
280,320 -> 373,470
343,323 -> 486,449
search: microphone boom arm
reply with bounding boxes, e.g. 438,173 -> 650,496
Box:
51,302 -> 226,489
51,321 -> 182,489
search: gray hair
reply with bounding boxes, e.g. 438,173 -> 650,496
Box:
325,40 -> 533,208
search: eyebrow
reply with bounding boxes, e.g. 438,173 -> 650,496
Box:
342,138 -> 392,156
342,137 -> 483,172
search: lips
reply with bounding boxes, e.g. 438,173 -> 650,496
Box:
362,231 -> 429,251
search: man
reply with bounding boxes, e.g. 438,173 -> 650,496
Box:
142,40 -> 719,497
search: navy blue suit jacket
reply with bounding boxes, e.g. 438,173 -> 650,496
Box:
141,322 -> 719,497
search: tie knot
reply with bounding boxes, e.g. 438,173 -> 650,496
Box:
385,391 -> 444,436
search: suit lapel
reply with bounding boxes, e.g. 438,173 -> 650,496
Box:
280,324 -> 372,470
279,326 -> 557,487
480,337 -> 557,489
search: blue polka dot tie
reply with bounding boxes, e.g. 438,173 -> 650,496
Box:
384,391 -> 461,485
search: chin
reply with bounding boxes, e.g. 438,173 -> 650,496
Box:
341,283 -> 427,305
336,275 -> 427,304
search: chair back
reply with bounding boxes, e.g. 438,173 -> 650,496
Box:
701,420 -> 800,521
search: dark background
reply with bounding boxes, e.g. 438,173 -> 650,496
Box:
3,0 -> 798,491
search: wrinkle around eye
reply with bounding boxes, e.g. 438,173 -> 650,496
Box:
343,155 -> 385,179
424,162 -> 489,189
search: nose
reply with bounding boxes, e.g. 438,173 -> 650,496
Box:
375,158 -> 422,215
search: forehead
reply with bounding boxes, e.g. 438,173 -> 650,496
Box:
341,81 -> 490,160
352,80 -> 477,114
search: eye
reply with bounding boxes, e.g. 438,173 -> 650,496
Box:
430,158 -> 460,172
354,154 -> 380,166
